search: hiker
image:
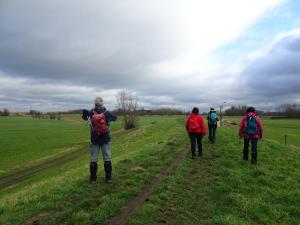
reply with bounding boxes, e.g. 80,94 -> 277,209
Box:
207,107 -> 219,143
238,107 -> 263,164
186,107 -> 206,159
82,97 -> 117,183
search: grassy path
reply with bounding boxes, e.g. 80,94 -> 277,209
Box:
127,126 -> 300,225
0,129 -> 125,190
0,147 -> 87,190
0,117 -> 299,225
0,116 -> 190,225
108,146 -> 189,225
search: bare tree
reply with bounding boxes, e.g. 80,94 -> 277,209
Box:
116,90 -> 138,129
2,108 -> 10,116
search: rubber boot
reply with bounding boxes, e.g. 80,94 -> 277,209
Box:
104,161 -> 112,183
90,162 -> 98,183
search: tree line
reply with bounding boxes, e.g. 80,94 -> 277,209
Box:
224,104 -> 300,118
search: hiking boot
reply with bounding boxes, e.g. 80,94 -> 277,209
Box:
243,149 -> 249,161
90,162 -> 98,183
251,153 -> 257,164
192,154 -> 196,160
106,178 -> 112,184
198,151 -> 203,157
251,157 -> 257,164
104,161 -> 112,183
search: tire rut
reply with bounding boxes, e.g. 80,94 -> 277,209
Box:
108,146 -> 189,225
0,147 -> 87,190
0,129 -> 127,190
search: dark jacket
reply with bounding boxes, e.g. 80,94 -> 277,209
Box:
83,106 -> 117,145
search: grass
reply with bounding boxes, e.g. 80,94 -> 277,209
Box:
223,116 -> 300,147
127,123 -> 300,225
0,115 -> 299,225
0,115 -> 122,176
0,115 -> 189,225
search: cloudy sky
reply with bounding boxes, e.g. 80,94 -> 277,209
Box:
0,0 -> 300,112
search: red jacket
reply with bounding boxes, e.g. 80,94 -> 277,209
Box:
186,113 -> 206,135
239,112 -> 263,139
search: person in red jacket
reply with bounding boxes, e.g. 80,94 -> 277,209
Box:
239,107 -> 263,164
186,107 -> 207,159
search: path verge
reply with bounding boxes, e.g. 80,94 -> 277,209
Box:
108,146 -> 189,225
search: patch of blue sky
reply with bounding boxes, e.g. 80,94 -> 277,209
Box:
215,0 -> 300,63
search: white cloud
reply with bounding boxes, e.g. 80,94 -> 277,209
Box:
0,0 -> 291,111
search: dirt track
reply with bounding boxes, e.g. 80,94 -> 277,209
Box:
108,146 -> 189,225
0,129 -> 126,190
0,147 -> 87,190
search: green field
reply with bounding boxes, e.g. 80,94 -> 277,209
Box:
223,116 -> 300,147
0,115 -> 122,176
0,115 -> 299,225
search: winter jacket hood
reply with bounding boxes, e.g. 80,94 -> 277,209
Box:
94,106 -> 106,113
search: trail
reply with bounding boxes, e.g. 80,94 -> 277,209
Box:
108,146 -> 189,225
0,147 -> 87,190
0,129 -> 125,190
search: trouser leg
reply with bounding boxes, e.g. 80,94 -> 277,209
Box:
212,124 -> 217,142
189,133 -> 196,158
196,134 -> 203,156
251,138 -> 258,164
208,125 -> 213,141
101,143 -> 112,181
90,144 -> 100,182
243,138 -> 250,160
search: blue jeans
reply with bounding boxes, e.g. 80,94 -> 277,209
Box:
90,143 -> 111,162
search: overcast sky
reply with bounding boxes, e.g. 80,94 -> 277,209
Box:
0,0 -> 300,112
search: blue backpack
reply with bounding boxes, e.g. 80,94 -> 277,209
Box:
246,116 -> 258,135
209,112 -> 217,123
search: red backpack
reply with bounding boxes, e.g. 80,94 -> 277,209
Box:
189,115 -> 200,131
91,111 -> 108,137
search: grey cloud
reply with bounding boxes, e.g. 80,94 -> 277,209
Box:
238,34 -> 300,102
1,0 -> 299,112
0,0 -> 181,89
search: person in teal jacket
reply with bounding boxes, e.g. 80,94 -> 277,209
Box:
207,108 -> 219,143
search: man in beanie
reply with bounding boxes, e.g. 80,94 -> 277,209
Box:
82,97 -> 117,183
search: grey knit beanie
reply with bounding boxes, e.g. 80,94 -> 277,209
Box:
94,97 -> 104,106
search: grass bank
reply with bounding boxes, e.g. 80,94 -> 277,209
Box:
0,116 -> 189,225
0,115 -> 122,176
128,125 -> 300,225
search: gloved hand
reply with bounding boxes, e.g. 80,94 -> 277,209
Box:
82,109 -> 89,120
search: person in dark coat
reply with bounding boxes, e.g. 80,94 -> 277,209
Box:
82,97 -> 117,183
207,108 -> 219,143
